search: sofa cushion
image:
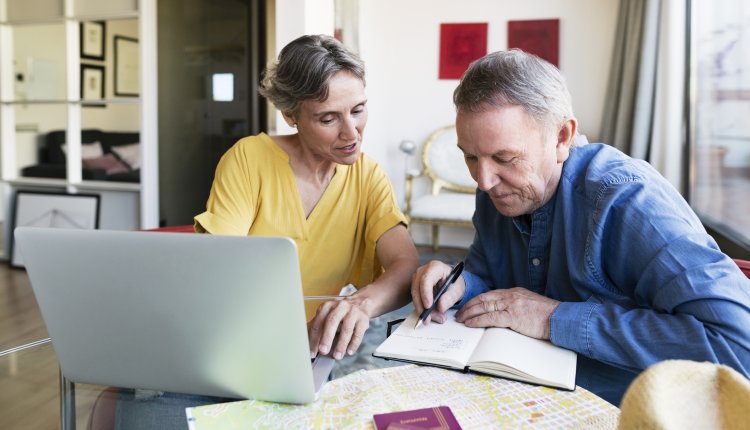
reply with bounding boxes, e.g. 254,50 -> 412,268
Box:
82,154 -> 130,175
111,143 -> 141,170
61,141 -> 104,160
45,130 -> 105,164
24,129 -> 141,183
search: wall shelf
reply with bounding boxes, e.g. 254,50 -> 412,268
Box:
0,0 -> 158,258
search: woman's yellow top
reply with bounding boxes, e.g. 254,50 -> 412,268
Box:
194,133 -> 406,318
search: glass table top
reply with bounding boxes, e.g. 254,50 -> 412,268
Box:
1,304 -> 620,430
0,307 -> 413,429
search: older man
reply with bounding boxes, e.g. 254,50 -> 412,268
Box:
412,49 -> 750,405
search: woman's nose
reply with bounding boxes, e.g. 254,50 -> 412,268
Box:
340,116 -> 359,140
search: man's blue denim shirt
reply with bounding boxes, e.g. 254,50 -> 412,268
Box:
458,139 -> 750,405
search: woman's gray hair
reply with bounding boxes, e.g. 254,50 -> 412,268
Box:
259,34 -> 365,118
453,49 -> 574,133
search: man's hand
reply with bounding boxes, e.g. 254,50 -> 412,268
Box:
455,287 -> 560,339
411,260 -> 466,325
308,297 -> 370,360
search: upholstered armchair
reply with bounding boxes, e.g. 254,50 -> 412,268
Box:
402,125 -> 476,251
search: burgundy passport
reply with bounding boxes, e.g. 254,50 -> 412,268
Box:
373,406 -> 462,430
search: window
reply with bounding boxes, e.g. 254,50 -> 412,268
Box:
689,1 -> 750,252
212,73 -> 234,102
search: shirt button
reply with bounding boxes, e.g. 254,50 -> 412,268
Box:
532,258 -> 541,266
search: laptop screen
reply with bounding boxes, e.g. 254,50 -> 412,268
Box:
16,227 -> 326,403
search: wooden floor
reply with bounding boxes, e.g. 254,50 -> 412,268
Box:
0,265 -> 48,351
0,262 -> 59,430
0,261 -> 108,430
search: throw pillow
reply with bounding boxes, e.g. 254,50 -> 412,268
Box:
82,153 -> 130,175
61,142 -> 104,160
111,143 -> 141,170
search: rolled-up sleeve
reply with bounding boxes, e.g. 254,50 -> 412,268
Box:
194,142 -> 256,236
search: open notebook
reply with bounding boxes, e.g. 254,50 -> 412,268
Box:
15,227 -> 333,404
374,309 -> 577,390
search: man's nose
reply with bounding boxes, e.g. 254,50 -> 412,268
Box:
475,159 -> 499,191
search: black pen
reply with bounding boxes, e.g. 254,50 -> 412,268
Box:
415,261 -> 465,329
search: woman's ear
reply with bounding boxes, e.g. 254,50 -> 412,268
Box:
281,111 -> 297,128
555,117 -> 577,164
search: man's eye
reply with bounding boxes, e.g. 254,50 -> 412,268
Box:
321,118 -> 335,124
464,155 -> 477,162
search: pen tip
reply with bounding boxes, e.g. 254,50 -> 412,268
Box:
414,320 -> 422,330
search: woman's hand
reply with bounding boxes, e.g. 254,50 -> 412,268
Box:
307,224 -> 419,359
308,296 -> 371,359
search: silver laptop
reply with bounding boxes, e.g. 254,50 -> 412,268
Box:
14,226 -> 334,404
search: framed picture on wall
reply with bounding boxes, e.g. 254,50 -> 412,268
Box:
114,36 -> 139,97
80,21 -> 106,60
9,191 -> 100,268
439,23 -> 488,80
507,19 -> 560,68
81,64 -> 105,105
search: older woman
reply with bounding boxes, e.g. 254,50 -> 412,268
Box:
195,34 -> 419,360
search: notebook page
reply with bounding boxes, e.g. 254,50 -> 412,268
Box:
467,327 -> 576,389
374,310 -> 485,368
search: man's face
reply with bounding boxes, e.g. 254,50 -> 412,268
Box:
456,105 -> 571,218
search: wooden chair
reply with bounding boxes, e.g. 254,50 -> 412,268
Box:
403,126 -> 476,251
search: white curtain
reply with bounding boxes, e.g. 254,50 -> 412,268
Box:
648,0 -> 686,191
600,0 -> 687,192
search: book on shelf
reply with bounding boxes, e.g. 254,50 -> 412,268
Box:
373,309 -> 577,391
373,405 -> 462,430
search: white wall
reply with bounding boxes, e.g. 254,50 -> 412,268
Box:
273,0 -> 335,133
268,0 -> 619,247
358,0 -> 619,247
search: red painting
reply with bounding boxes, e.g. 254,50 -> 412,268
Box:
507,19 -> 560,67
439,23 -> 488,80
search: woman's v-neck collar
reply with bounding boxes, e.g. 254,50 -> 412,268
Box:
264,133 -> 347,226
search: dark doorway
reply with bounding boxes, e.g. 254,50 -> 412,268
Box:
157,0 -> 266,226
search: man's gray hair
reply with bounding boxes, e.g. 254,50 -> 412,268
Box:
259,34 -> 365,118
453,49 -> 574,133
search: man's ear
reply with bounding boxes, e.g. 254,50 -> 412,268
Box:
556,118 -> 577,163
281,111 -> 297,128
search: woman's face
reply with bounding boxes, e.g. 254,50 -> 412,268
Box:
290,71 -> 368,165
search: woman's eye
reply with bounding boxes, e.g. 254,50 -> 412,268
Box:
320,117 -> 335,124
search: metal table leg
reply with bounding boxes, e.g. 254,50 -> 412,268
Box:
59,368 -> 76,430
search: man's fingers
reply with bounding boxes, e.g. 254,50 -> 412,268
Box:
456,296 -> 506,323
410,271 -> 424,314
411,261 -> 454,311
434,276 -> 466,313
431,311 -> 447,324
464,309 -> 511,328
457,292 -> 500,321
